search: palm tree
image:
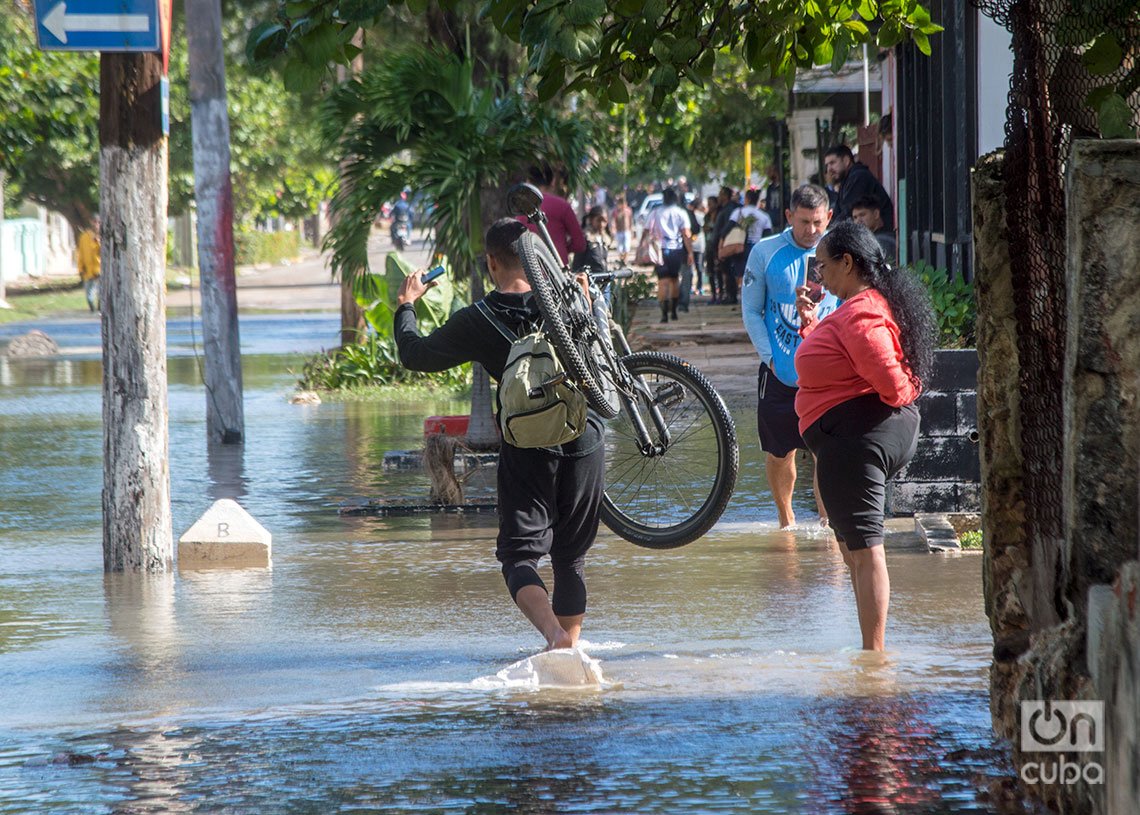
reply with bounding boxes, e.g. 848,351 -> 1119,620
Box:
320,45 -> 593,449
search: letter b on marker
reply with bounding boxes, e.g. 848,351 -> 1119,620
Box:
1021,701 -> 1104,752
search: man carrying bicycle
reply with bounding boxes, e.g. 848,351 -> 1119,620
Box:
394,218 -> 605,651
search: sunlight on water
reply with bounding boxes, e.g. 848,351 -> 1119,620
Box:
0,332 -> 1012,813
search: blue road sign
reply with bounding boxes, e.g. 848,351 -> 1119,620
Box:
34,0 -> 160,52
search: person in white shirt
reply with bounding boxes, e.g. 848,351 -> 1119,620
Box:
728,188 -> 774,291
650,187 -> 694,322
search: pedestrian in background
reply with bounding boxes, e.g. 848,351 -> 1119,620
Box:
794,220 -> 935,650
77,215 -> 101,313
612,195 -> 633,264
703,195 -> 721,303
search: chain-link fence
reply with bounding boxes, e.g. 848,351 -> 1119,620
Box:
971,0 -> 1139,592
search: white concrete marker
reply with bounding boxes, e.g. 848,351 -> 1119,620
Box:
178,499 -> 271,568
498,648 -> 605,688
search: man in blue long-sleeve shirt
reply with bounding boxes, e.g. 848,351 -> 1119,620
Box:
741,184 -> 837,528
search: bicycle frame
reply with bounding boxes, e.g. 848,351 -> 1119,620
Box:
519,198 -> 674,458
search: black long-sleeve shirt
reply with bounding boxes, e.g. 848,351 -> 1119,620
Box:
834,162 -> 894,229
394,290 -> 602,455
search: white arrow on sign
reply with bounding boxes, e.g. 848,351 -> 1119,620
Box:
42,2 -> 150,45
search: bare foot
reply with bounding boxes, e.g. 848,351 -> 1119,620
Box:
545,626 -> 574,651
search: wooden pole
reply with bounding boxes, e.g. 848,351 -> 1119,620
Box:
186,0 -> 244,443
337,32 -> 367,347
100,51 -> 173,571
0,170 -> 8,309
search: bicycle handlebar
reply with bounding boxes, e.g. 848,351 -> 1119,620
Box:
588,268 -> 635,284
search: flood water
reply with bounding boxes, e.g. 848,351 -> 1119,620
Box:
0,315 -> 1014,813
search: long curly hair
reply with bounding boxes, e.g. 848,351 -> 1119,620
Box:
819,221 -> 937,388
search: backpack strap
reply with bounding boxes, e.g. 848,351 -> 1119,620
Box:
475,300 -> 518,343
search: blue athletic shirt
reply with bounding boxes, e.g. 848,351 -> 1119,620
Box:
741,228 -> 840,387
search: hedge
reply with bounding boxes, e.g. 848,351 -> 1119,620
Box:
235,229 -> 302,266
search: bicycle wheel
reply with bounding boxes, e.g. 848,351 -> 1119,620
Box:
514,232 -> 621,419
601,352 -> 739,548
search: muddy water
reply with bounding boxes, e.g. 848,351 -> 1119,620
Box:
0,318 -> 1011,813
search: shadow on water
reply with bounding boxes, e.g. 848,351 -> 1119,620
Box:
0,325 -> 1016,813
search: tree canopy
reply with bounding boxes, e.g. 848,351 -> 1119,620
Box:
248,0 -> 941,107
0,7 -> 99,228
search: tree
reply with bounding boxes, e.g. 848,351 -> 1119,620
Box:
248,0 -> 941,106
587,50 -> 787,184
319,44 -> 594,447
0,6 -> 99,230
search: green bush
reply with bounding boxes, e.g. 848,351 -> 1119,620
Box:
913,261 -> 976,348
959,529 -> 983,550
297,332 -> 470,391
234,228 -> 302,266
610,271 -> 656,334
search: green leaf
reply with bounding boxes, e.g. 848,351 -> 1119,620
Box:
813,40 -> 833,65
564,0 -> 606,25
914,31 -> 931,55
607,75 -> 630,103
536,66 -> 566,101
878,21 -> 903,48
1098,93 -> 1135,139
283,59 -> 323,92
1085,84 -> 1115,111
1083,33 -> 1123,76
843,19 -> 869,36
246,21 -> 287,65
855,0 -> 877,19
695,49 -> 715,79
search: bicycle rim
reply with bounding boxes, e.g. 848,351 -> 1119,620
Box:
514,232 -> 621,418
601,352 -> 739,548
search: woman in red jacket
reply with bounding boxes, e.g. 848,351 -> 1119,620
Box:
793,220 -> 936,651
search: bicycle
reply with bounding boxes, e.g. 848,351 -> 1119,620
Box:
507,183 -> 739,549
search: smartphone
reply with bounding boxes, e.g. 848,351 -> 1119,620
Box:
422,265 -> 446,284
804,258 -> 825,303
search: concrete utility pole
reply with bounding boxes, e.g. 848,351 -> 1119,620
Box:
100,51 -> 173,571
186,0 -> 244,443
0,170 -> 8,309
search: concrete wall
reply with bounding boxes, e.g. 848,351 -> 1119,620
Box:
976,142 -> 1140,813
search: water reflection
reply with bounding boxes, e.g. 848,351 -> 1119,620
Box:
206,440 -> 248,503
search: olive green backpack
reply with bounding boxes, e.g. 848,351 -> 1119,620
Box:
475,300 -> 588,449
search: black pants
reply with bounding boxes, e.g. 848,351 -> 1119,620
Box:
706,250 -> 719,299
496,441 -> 605,616
802,394 -> 919,551
719,257 -> 738,303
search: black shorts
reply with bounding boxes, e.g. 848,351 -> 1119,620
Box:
655,248 -> 686,279
495,423 -> 605,617
802,394 -> 920,551
757,363 -> 807,458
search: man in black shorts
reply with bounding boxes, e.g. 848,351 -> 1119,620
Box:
394,218 -> 605,650
741,185 -> 837,527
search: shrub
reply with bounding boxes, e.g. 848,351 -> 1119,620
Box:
297,332 -> 470,391
959,529 -> 983,549
912,261 -> 976,348
235,228 -> 301,266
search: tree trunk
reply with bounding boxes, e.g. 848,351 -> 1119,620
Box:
337,32 -> 367,347
100,52 -> 173,572
0,170 -> 7,308
187,0 -> 244,444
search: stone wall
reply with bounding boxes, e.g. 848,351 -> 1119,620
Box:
977,142 -> 1140,813
887,349 -> 980,514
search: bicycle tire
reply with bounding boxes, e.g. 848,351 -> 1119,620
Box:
514,232 -> 621,419
600,352 -> 738,548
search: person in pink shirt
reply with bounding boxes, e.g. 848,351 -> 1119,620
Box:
793,220 -> 936,651
517,164 -> 587,266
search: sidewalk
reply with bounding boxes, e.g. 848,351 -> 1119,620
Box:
626,292 -> 756,406
166,231 -> 433,312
